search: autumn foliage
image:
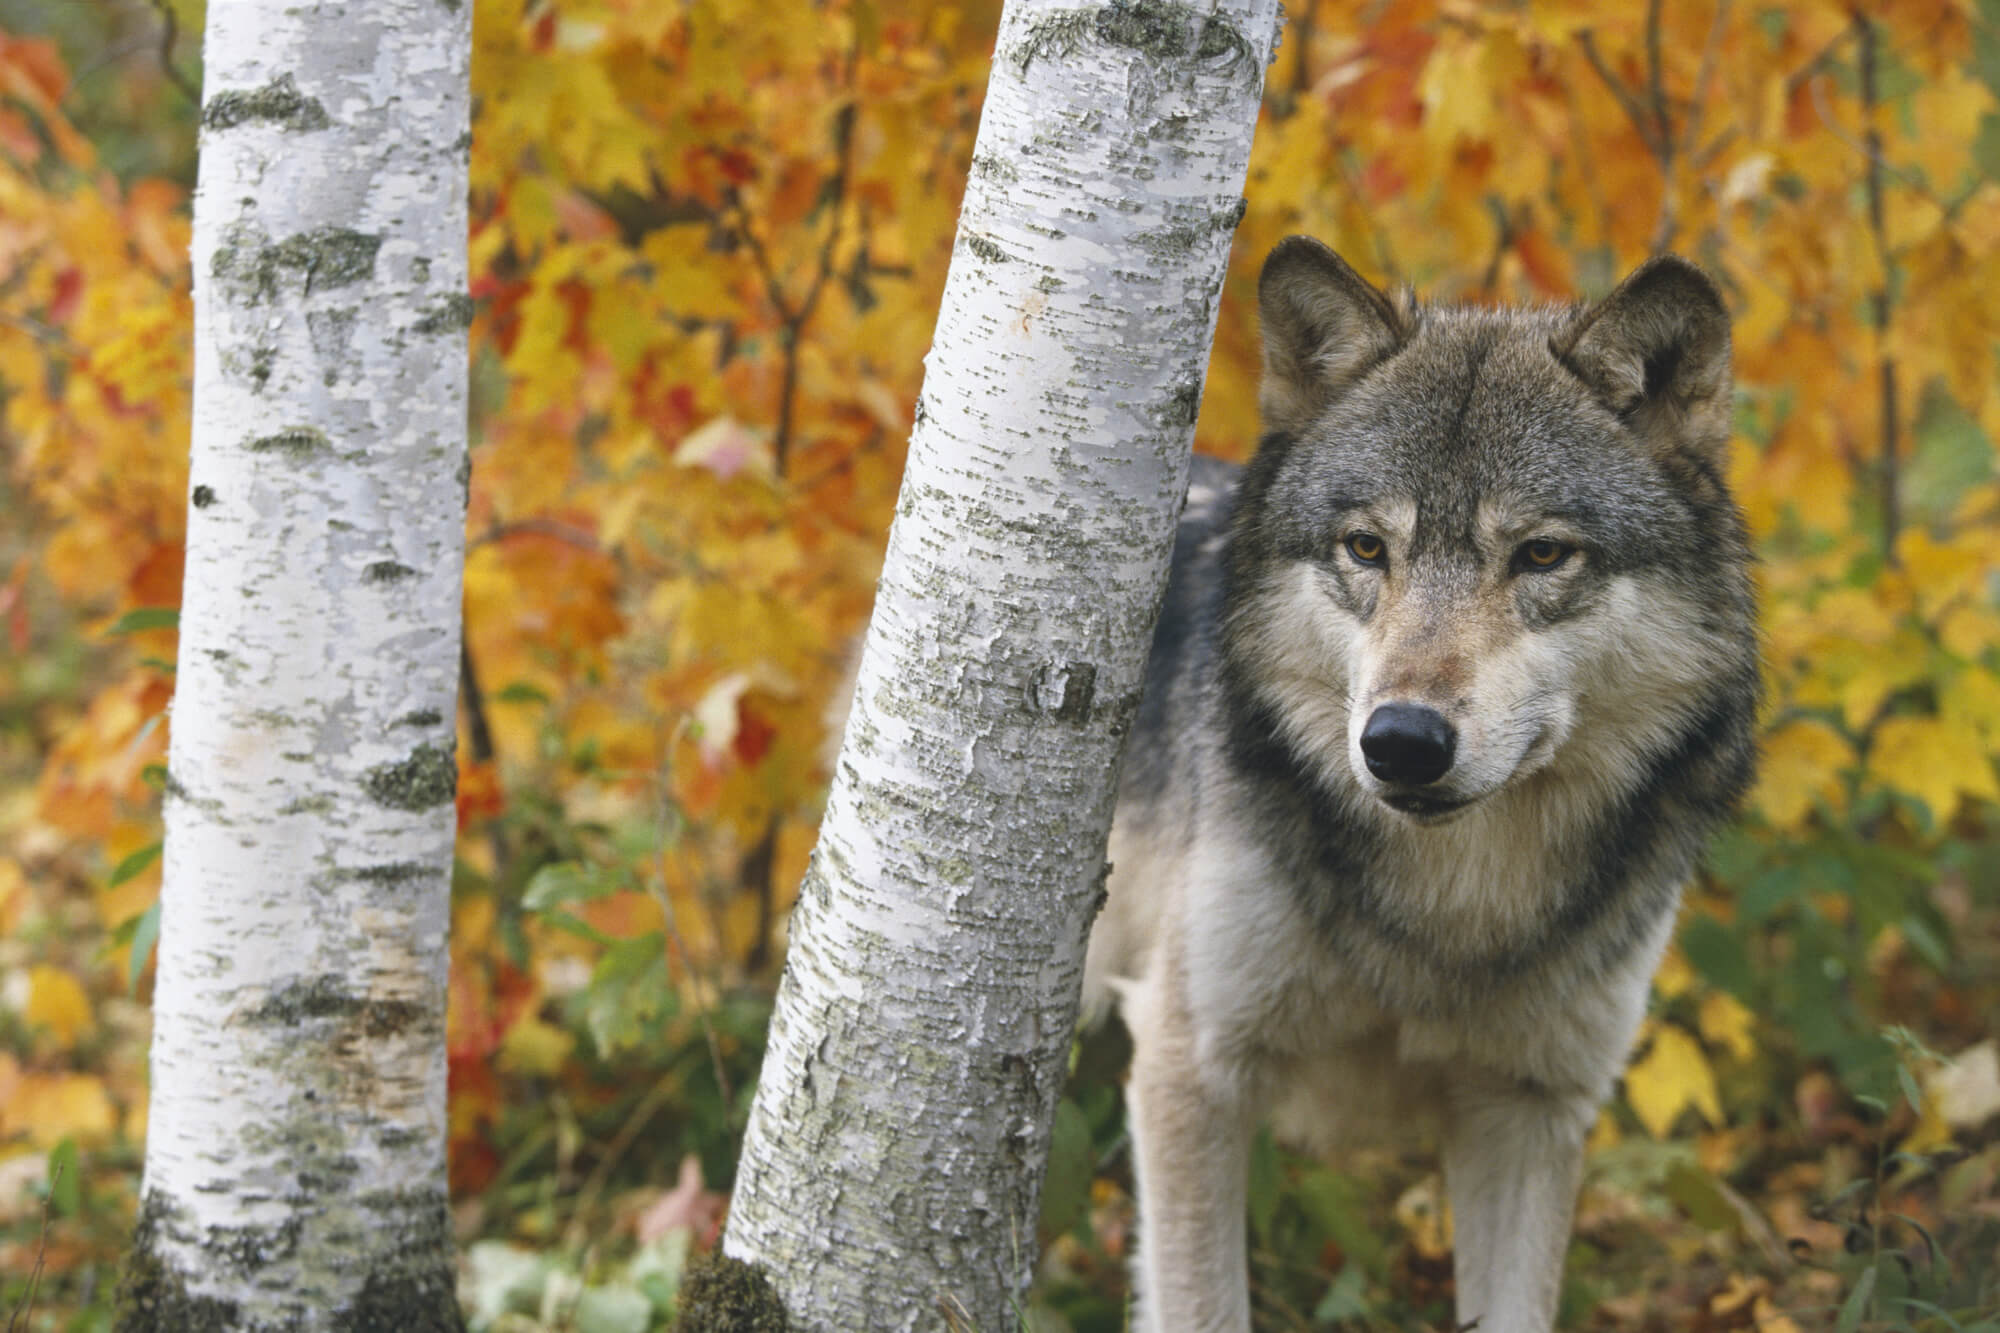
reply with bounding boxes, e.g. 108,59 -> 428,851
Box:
5,0 -> 2000,1327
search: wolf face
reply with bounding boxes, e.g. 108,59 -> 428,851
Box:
1227,237 -> 1749,827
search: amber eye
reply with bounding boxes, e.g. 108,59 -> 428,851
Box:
1519,538 -> 1572,571
1345,532 -> 1387,567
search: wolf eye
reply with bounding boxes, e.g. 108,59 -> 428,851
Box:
1517,539 -> 1572,571
1345,532 -> 1387,567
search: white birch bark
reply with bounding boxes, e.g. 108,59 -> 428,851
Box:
119,1 -> 469,1328
725,4 -> 1282,1327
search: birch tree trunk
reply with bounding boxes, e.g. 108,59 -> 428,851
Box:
725,3 -> 1282,1326
117,1 -> 470,1328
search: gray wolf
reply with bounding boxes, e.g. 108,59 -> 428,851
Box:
1085,237 -> 1759,1332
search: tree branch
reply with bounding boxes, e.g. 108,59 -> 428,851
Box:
146,0 -> 202,106
1856,10 -> 1900,566
1577,31 -> 1664,159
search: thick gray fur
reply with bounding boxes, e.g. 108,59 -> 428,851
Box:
1089,236 -> 1759,1333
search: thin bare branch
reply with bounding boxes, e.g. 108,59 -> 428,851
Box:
1644,0 -> 1671,164
1577,31 -> 1664,158
1680,0 -> 1733,162
472,518 -> 602,551
1855,10 -> 1900,565
145,0 -> 202,106
0,310 -> 83,357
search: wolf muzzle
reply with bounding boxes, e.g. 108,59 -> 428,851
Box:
1360,703 -> 1456,785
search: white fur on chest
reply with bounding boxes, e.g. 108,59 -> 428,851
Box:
1171,821 -> 1668,1142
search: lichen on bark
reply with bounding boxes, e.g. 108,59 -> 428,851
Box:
203,73 -> 332,132
362,743 -> 457,811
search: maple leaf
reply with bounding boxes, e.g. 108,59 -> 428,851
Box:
1625,1022 -> 1723,1140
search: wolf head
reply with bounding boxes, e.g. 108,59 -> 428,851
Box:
1227,237 -> 1756,826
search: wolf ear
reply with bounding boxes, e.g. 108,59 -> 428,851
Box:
1554,255 -> 1733,467
1258,237 -> 1410,436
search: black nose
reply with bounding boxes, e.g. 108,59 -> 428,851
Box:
1360,704 -> 1456,785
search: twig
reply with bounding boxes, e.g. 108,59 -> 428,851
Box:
145,0 -> 201,106
561,1070 -> 680,1251
1804,72 -> 1954,217
1288,0 -> 1317,100
1577,31 -> 1665,158
1856,11 -> 1900,565
1714,1174 -> 1796,1273
648,739 -> 732,1115
1477,198 -> 1514,294
6,1158 -> 59,1333
1578,8 -> 1682,253
731,32 -> 862,478
457,634 -> 510,876
740,814 -> 781,974
1644,0 -> 1670,168
1783,24 -> 1858,96
1679,0 -> 1733,164
0,310 -> 83,357
470,518 -> 601,551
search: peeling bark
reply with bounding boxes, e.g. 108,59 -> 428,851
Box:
723,2 -> 1283,1328
118,1 -> 470,1328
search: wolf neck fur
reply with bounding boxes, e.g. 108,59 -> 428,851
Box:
1215,576 -> 1738,1011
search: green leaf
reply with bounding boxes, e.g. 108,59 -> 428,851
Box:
1294,1166 -> 1386,1269
1664,1160 -> 1737,1231
107,606 -> 179,634
461,1241 -> 554,1324
109,842 -> 162,888
583,935 -> 672,1055
522,860 -> 631,911
1900,912 -> 1951,971
1897,1062 -> 1926,1114
496,680 -> 551,705
1838,1261 -> 1879,1333
1312,1262 -> 1370,1322
1246,1128 -> 1280,1243
574,1285 -> 652,1333
1680,915 -> 1753,998
47,1139 -> 81,1217
1976,111 -> 2000,179
1739,864 -> 1809,922
540,909 -> 613,945
126,900 -> 162,992
1039,1098 -> 1093,1235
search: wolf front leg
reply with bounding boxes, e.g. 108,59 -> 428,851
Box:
1442,1079 -> 1595,1333
1123,966 -> 1259,1333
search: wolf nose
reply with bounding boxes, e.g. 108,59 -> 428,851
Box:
1360,704 -> 1456,785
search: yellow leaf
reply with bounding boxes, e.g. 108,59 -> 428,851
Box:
1653,944 -> 1695,1000
1752,1296 -> 1804,1333
1897,1077 -> 1954,1159
1418,36 -> 1490,145
2,1071 -> 116,1148
1940,605 -> 2000,660
1868,715 -> 2000,822
0,858 -> 26,936
498,1016 -> 576,1078
1625,1022 -> 1722,1139
26,966 -> 93,1048
1698,991 -> 1757,1063
1393,1174 -> 1452,1258
1752,719 -> 1853,830
1944,669 -> 2000,744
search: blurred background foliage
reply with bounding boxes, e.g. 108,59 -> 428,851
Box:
3,0 -> 1999,1328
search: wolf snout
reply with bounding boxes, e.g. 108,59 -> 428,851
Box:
1360,703 -> 1456,785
